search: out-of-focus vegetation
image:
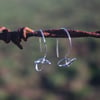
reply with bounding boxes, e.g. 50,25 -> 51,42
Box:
0,0 -> 100,100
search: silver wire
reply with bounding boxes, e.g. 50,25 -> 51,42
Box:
39,38 -> 42,52
61,28 -> 72,57
39,29 -> 47,58
56,39 -> 59,58
34,29 -> 51,71
57,28 -> 77,67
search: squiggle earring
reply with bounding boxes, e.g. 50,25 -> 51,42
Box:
34,29 -> 51,71
57,28 -> 77,67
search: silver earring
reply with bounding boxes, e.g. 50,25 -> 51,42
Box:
34,29 -> 51,71
57,28 -> 77,67
56,39 -> 59,58
39,37 -> 42,52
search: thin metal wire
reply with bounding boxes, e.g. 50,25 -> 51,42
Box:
34,29 -> 51,71
39,29 -> 47,58
57,28 -> 77,67
61,28 -> 72,57
39,38 -> 42,52
56,39 -> 59,58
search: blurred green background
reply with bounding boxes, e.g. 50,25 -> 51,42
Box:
0,0 -> 100,100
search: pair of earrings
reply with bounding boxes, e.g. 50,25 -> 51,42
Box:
34,28 -> 77,71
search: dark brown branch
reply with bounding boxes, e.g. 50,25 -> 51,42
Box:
27,29 -> 100,38
0,28 -> 100,49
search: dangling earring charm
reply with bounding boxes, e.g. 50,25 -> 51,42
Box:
34,29 -> 51,71
57,28 -> 77,67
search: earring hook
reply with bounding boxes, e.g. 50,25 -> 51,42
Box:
39,37 -> 42,52
62,28 -> 72,57
56,39 -> 59,58
56,27 -> 72,58
34,29 -> 51,71
57,28 -> 77,67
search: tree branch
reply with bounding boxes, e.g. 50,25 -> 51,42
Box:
27,29 -> 100,38
0,27 -> 100,49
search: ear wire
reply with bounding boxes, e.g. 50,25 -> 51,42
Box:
39,38 -> 42,52
56,39 -> 59,58
61,28 -> 72,57
34,29 -> 51,71
57,28 -> 77,67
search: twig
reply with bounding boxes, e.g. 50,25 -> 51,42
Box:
0,27 -> 100,49
28,29 -> 100,38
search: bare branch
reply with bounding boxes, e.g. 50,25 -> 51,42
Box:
0,27 -> 100,49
